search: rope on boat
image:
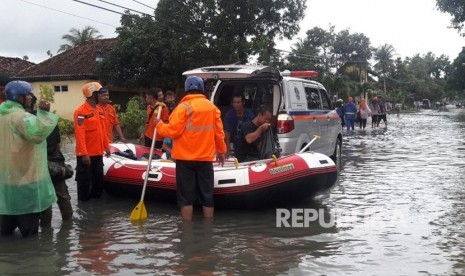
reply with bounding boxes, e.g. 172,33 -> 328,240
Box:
108,155 -> 176,177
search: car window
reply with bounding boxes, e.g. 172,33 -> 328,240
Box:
319,88 -> 331,109
214,81 -> 278,115
288,81 -> 307,110
304,86 -> 322,109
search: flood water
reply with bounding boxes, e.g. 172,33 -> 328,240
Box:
1,109 -> 465,275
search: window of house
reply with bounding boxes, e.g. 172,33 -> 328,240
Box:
54,85 -> 68,92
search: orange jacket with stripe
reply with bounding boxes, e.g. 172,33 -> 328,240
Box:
99,103 -> 119,143
156,94 -> 226,161
144,102 -> 170,141
74,101 -> 110,156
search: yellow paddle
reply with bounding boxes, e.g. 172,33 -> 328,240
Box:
130,105 -> 163,223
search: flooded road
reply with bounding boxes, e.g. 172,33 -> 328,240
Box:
1,109 -> 465,275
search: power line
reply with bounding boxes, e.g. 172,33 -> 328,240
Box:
19,0 -> 118,28
95,0 -> 154,17
131,0 -> 155,10
69,0 -> 126,16
276,48 -> 324,61
65,0 -> 201,36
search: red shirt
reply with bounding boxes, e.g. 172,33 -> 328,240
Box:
99,104 -> 119,143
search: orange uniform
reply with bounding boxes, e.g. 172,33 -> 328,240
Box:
74,102 -> 110,156
156,94 -> 226,161
99,104 -> 119,143
144,102 -> 170,142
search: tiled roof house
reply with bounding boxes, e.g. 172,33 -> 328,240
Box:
0,56 -> 35,76
0,57 -> 35,85
16,38 -> 116,82
13,38 -> 139,120
0,57 -> 35,103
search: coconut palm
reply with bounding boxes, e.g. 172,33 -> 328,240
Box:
374,44 -> 395,93
58,26 -> 103,53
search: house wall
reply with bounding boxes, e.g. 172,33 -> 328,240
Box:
31,80 -> 88,121
30,80 -> 144,121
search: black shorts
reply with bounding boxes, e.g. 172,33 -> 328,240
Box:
378,114 -> 387,123
175,160 -> 214,207
371,115 -> 378,123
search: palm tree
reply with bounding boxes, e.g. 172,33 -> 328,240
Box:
58,26 -> 103,53
374,44 -> 395,94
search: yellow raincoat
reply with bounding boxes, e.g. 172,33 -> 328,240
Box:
0,101 -> 58,215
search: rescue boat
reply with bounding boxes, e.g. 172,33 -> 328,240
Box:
103,143 -> 338,208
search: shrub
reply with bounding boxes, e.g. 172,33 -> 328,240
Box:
58,117 -> 74,143
39,85 -> 54,103
119,96 -> 146,139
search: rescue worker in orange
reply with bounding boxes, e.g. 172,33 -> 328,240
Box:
139,88 -> 170,149
155,76 -> 226,221
74,82 -> 111,202
97,88 -> 127,143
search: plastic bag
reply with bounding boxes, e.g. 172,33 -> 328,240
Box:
259,128 -> 281,159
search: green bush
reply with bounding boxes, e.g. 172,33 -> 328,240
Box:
119,96 -> 146,139
39,85 -> 54,103
58,117 -> 74,143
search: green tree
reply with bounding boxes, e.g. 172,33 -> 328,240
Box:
374,44 -> 395,93
332,30 -> 372,74
98,14 -> 162,88
286,26 -> 334,73
446,48 -> 465,94
58,26 -> 103,53
99,0 -> 306,89
436,0 -> 465,34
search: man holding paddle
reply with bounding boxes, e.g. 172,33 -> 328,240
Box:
155,76 -> 226,221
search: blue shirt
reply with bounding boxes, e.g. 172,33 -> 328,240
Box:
163,137 -> 173,159
224,108 -> 255,151
342,102 -> 357,120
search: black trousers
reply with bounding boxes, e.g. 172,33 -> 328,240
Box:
40,178 -> 73,227
0,213 -> 41,238
76,155 -> 104,201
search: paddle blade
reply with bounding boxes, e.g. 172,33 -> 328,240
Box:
130,201 -> 147,222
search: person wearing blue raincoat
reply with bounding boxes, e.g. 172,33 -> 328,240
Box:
342,96 -> 357,131
0,81 -> 58,238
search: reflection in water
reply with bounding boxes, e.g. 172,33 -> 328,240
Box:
1,110 -> 465,275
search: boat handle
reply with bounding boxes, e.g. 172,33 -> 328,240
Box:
272,155 -> 278,166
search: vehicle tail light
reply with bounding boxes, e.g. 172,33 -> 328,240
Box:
277,114 -> 294,134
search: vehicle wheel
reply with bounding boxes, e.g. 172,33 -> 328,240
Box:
330,137 -> 342,171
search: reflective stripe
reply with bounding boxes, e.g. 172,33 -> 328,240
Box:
182,103 -> 216,131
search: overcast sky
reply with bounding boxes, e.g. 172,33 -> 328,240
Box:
1,0 -> 463,64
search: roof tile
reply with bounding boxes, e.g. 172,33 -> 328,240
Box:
16,38 -> 117,78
